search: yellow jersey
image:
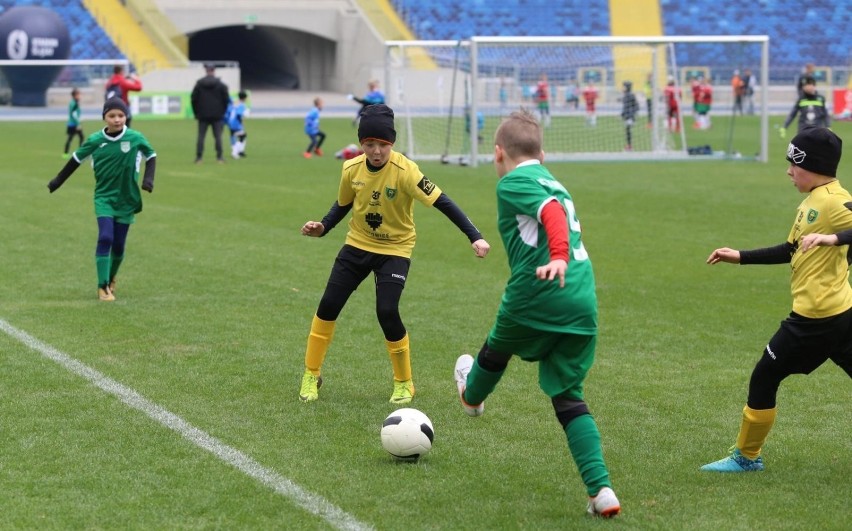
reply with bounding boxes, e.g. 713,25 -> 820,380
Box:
338,151 -> 442,258
787,180 -> 852,318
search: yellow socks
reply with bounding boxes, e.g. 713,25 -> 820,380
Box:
304,315 -> 336,376
386,334 -> 411,382
736,405 -> 777,460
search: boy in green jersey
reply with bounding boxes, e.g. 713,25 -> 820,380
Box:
48,98 -> 157,301
453,110 -> 620,518
702,127 -> 851,472
63,88 -> 83,158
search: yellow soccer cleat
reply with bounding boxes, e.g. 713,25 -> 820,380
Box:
299,369 -> 323,402
390,379 -> 415,404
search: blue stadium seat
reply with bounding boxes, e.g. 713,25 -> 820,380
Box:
391,0 -> 847,83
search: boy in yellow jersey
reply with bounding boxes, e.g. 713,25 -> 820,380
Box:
702,127 -> 852,472
298,104 -> 491,404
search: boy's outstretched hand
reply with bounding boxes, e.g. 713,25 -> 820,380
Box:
706,247 -> 741,264
301,221 -> 325,237
472,238 -> 490,258
536,259 -> 568,287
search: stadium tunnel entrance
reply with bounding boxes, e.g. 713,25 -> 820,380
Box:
188,25 -> 335,91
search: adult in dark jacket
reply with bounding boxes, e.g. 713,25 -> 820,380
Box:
191,64 -> 230,163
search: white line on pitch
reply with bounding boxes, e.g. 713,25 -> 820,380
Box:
0,318 -> 373,531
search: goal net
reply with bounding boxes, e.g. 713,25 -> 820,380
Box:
384,36 -> 769,166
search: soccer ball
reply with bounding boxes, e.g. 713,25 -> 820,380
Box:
381,408 -> 434,460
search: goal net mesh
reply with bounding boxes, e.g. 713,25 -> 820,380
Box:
385,37 -> 769,165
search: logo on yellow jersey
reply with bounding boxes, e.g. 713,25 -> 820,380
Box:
417,176 -> 436,195
385,186 -> 397,200
807,208 -> 818,223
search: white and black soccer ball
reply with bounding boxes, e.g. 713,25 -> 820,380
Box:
381,408 -> 434,460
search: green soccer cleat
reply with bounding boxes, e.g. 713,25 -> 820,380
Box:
700,448 -> 764,472
587,487 -> 621,518
299,369 -> 323,402
454,354 -> 484,416
390,379 -> 415,404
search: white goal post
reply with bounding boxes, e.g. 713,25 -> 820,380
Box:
384,35 -> 770,166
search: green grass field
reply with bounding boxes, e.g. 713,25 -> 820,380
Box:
1,115 -> 849,530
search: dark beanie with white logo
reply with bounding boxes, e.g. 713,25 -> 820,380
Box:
358,104 -> 396,144
103,97 -> 129,119
786,127 -> 842,177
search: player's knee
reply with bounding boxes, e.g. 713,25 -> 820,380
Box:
375,300 -> 400,325
96,232 -> 114,249
552,397 -> 590,429
477,343 -> 511,372
746,350 -> 786,409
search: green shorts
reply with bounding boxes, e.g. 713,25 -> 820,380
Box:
487,317 -> 596,400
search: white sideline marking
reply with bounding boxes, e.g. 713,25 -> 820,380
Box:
0,318 -> 373,531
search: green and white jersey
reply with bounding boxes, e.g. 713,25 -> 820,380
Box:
73,126 -> 156,222
67,99 -> 80,127
496,161 -> 597,334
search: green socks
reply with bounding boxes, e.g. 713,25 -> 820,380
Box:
565,414 -> 612,496
96,254 -> 111,287
462,356 -> 504,405
109,253 -> 124,283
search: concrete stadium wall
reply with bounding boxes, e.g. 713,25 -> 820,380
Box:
151,0 -> 385,93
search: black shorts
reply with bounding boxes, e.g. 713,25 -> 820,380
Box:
765,308 -> 852,376
66,125 -> 80,135
327,244 -> 411,291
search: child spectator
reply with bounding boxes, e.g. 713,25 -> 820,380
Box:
347,80 -> 385,126
565,79 -> 580,110
664,77 -> 682,133
303,97 -> 326,158
225,90 -> 249,159
694,77 -> 713,130
63,87 -> 83,159
582,81 -> 599,126
620,81 -> 639,151
534,73 -> 551,127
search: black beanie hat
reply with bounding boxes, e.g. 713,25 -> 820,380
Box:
358,104 -> 396,144
103,97 -> 129,119
786,127 -> 842,177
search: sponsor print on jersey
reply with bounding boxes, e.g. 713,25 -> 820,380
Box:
366,212 -> 382,230
417,176 -> 436,195
370,190 -> 381,207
